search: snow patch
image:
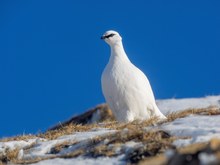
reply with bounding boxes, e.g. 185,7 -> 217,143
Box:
199,153 -> 218,165
161,115 -> 220,146
1,95 -> 220,164
122,141 -> 142,154
0,139 -> 37,153
30,156 -> 125,165
24,128 -> 116,159
157,95 -> 220,114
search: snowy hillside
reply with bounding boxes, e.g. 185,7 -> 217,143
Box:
157,95 -> 220,114
0,95 -> 220,165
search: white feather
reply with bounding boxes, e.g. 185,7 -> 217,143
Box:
101,30 -> 166,122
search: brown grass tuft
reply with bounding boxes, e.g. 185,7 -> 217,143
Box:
0,134 -> 37,142
178,142 -> 208,154
139,154 -> 167,165
50,141 -> 77,154
0,148 -> 19,164
166,106 -> 220,122
39,123 -> 99,140
1,106 -> 220,164
50,104 -> 115,130
60,149 -> 85,159
36,106 -> 220,142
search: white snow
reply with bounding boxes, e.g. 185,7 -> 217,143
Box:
30,156 -> 125,165
1,95 -> 220,164
161,115 -> 220,147
199,153 -> 218,165
0,139 -> 37,154
121,141 -> 142,154
164,149 -> 175,159
157,95 -> 220,114
0,128 -> 117,164
23,128 -> 116,159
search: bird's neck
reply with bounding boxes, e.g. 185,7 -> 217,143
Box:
110,41 -> 130,62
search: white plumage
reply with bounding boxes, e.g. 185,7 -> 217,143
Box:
101,30 -> 166,122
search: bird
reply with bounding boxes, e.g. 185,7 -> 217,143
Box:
101,30 -> 166,122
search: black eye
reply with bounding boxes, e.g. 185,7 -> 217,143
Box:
105,33 -> 116,38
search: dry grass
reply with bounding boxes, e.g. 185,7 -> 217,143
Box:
0,148 -> 20,164
49,104 -> 114,130
50,141 -> 78,154
14,156 -> 57,165
168,138 -> 220,164
178,142 -> 208,154
44,106 -> 220,140
0,134 -> 37,143
139,138 -> 220,165
42,129 -> 177,164
0,106 -> 220,164
139,154 -> 167,165
4,129 -> 177,164
1,106 -> 218,142
46,106 -> 219,140
39,123 -> 99,140
166,106 -> 220,122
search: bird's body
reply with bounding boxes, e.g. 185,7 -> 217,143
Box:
101,30 -> 166,122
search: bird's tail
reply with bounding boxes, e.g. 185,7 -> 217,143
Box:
155,105 -> 167,120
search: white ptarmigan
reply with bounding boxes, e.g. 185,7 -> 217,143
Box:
101,30 -> 166,122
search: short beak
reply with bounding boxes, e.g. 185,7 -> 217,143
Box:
101,35 -> 105,40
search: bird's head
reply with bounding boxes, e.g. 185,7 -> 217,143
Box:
101,30 -> 122,46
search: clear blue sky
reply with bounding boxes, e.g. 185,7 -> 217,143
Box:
0,0 -> 219,137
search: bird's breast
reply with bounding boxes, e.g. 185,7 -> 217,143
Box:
101,60 -> 137,104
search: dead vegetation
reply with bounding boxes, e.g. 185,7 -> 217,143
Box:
39,105 -> 220,141
0,134 -> 37,143
166,106 -> 220,122
49,104 -> 115,130
1,106 -> 218,142
0,106 -> 220,164
39,123 -> 100,140
0,148 -> 20,164
167,138 -> 220,165
46,128 -> 177,164
139,138 -> 220,165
